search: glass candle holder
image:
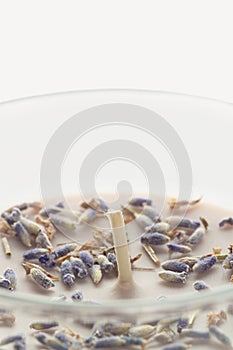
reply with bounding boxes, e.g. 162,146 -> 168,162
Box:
0,90 -> 233,349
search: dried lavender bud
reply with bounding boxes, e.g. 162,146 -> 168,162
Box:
102,322 -> 132,336
13,221 -> 31,247
219,217 -> 233,228
13,340 -> 26,350
71,290 -> 84,302
209,325 -> 232,346
128,197 -> 152,207
23,248 -> 49,260
79,250 -> 94,267
161,260 -> 190,273
91,336 -> 125,348
188,227 -> 205,245
89,264 -> 102,284
54,243 -> 77,259
49,214 -> 77,231
30,321 -> 59,330
54,331 -> 71,347
158,271 -> 187,283
30,268 -> 55,289
1,212 -> 16,225
193,280 -> 210,291
3,268 -> 17,290
128,324 -> 155,338
177,318 -> 189,333
222,253 -> 233,269
34,332 -> 69,350
70,257 -> 88,278
166,216 -> 200,230
167,243 -> 192,254
36,229 -> 53,248
17,213 -> 42,235
79,208 -> 96,224
181,328 -> 210,339
0,278 -> 11,289
120,336 -> 147,347
96,197 -> 109,212
39,252 -> 56,268
141,233 -> 170,246
107,252 -> 117,268
97,254 -> 114,272
193,255 -> 217,273
10,208 -> 21,222
141,205 -> 159,222
61,260 -> 75,286
0,334 -> 25,345
146,222 -> 170,234
152,329 -> 175,344
135,214 -> 154,229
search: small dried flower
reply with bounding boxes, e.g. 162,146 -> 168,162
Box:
167,243 -> 192,255
79,250 -> 94,268
193,255 -> 217,273
89,264 -> 102,284
219,217 -> 233,228
207,311 -> 227,326
141,233 -> 170,246
71,290 -> 84,302
79,208 -> 96,224
30,267 -> 55,289
12,222 -> 31,247
161,260 -> 190,273
107,252 -> 117,268
180,329 -> 210,339
0,334 -> 25,346
23,247 -> 49,260
158,270 -> 187,283
128,324 -> 155,338
3,268 -> 17,290
30,320 -> 59,330
222,253 -> 233,269
188,227 -> 205,245
141,205 -> 160,222
70,257 -> 88,279
0,278 -> 11,289
146,222 -> 170,234
128,197 -> 152,207
97,254 -> 114,272
60,259 -> 75,286
193,280 -> 210,291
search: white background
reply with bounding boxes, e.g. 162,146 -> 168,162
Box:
0,0 -> 233,104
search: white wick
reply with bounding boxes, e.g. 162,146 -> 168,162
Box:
106,210 -> 133,284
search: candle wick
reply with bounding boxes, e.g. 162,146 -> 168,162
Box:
106,210 -> 133,284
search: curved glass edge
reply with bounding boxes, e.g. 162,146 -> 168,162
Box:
0,88 -> 233,108
1,283 -> 233,314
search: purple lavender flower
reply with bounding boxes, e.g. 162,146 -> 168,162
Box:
61,260 -> 75,287
193,280 -> 210,291
141,233 -> 169,246
128,197 -> 152,207
79,250 -> 94,268
161,260 -> 190,273
222,253 -> 233,269
167,243 -> 192,254
219,217 -> 233,228
193,255 -> 217,273
71,257 -> 88,278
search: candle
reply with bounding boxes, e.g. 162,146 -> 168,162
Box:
1,195 -> 233,349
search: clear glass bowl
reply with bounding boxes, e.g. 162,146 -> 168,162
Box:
0,90 -> 233,349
